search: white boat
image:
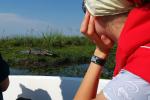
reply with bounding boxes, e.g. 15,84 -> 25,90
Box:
3,75 -> 110,100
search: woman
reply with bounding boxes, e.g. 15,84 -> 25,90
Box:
74,0 -> 150,100
0,54 -> 10,100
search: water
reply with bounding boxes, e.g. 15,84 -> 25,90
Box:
9,64 -> 89,76
10,67 -> 31,75
9,64 -> 112,79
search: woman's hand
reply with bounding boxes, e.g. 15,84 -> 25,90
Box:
80,11 -> 114,57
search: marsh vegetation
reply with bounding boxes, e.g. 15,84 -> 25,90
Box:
0,33 -> 116,79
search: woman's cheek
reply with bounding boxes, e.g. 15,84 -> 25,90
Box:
94,20 -> 106,36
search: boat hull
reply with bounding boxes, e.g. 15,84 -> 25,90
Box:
3,76 -> 110,100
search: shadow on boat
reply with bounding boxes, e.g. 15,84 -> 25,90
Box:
17,84 -> 52,100
60,77 -> 81,100
15,77 -> 82,100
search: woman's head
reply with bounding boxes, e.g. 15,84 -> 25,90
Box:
82,0 -> 130,42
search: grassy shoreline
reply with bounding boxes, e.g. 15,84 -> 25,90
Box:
0,34 -> 116,78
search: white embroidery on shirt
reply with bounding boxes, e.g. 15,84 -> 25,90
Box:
140,46 -> 150,49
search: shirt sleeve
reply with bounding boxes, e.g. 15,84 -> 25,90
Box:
0,54 -> 10,83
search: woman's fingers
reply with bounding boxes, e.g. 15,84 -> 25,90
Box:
87,16 -> 105,49
86,15 -> 99,43
80,11 -> 96,43
87,16 -> 95,37
80,11 -> 90,33
81,14 -> 104,47
80,12 -> 114,53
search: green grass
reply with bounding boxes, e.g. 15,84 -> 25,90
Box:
0,33 -> 116,79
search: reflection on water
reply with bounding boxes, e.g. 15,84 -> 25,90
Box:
9,64 -> 89,76
10,67 -> 31,75
10,64 -> 112,78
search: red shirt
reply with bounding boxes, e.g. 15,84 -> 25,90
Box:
114,4 -> 150,83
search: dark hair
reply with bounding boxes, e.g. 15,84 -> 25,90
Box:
143,0 -> 150,4
82,0 -> 86,13
140,0 -> 150,5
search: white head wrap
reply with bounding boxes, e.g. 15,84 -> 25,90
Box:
85,0 -> 134,16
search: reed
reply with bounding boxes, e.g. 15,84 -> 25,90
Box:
0,32 -> 116,78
